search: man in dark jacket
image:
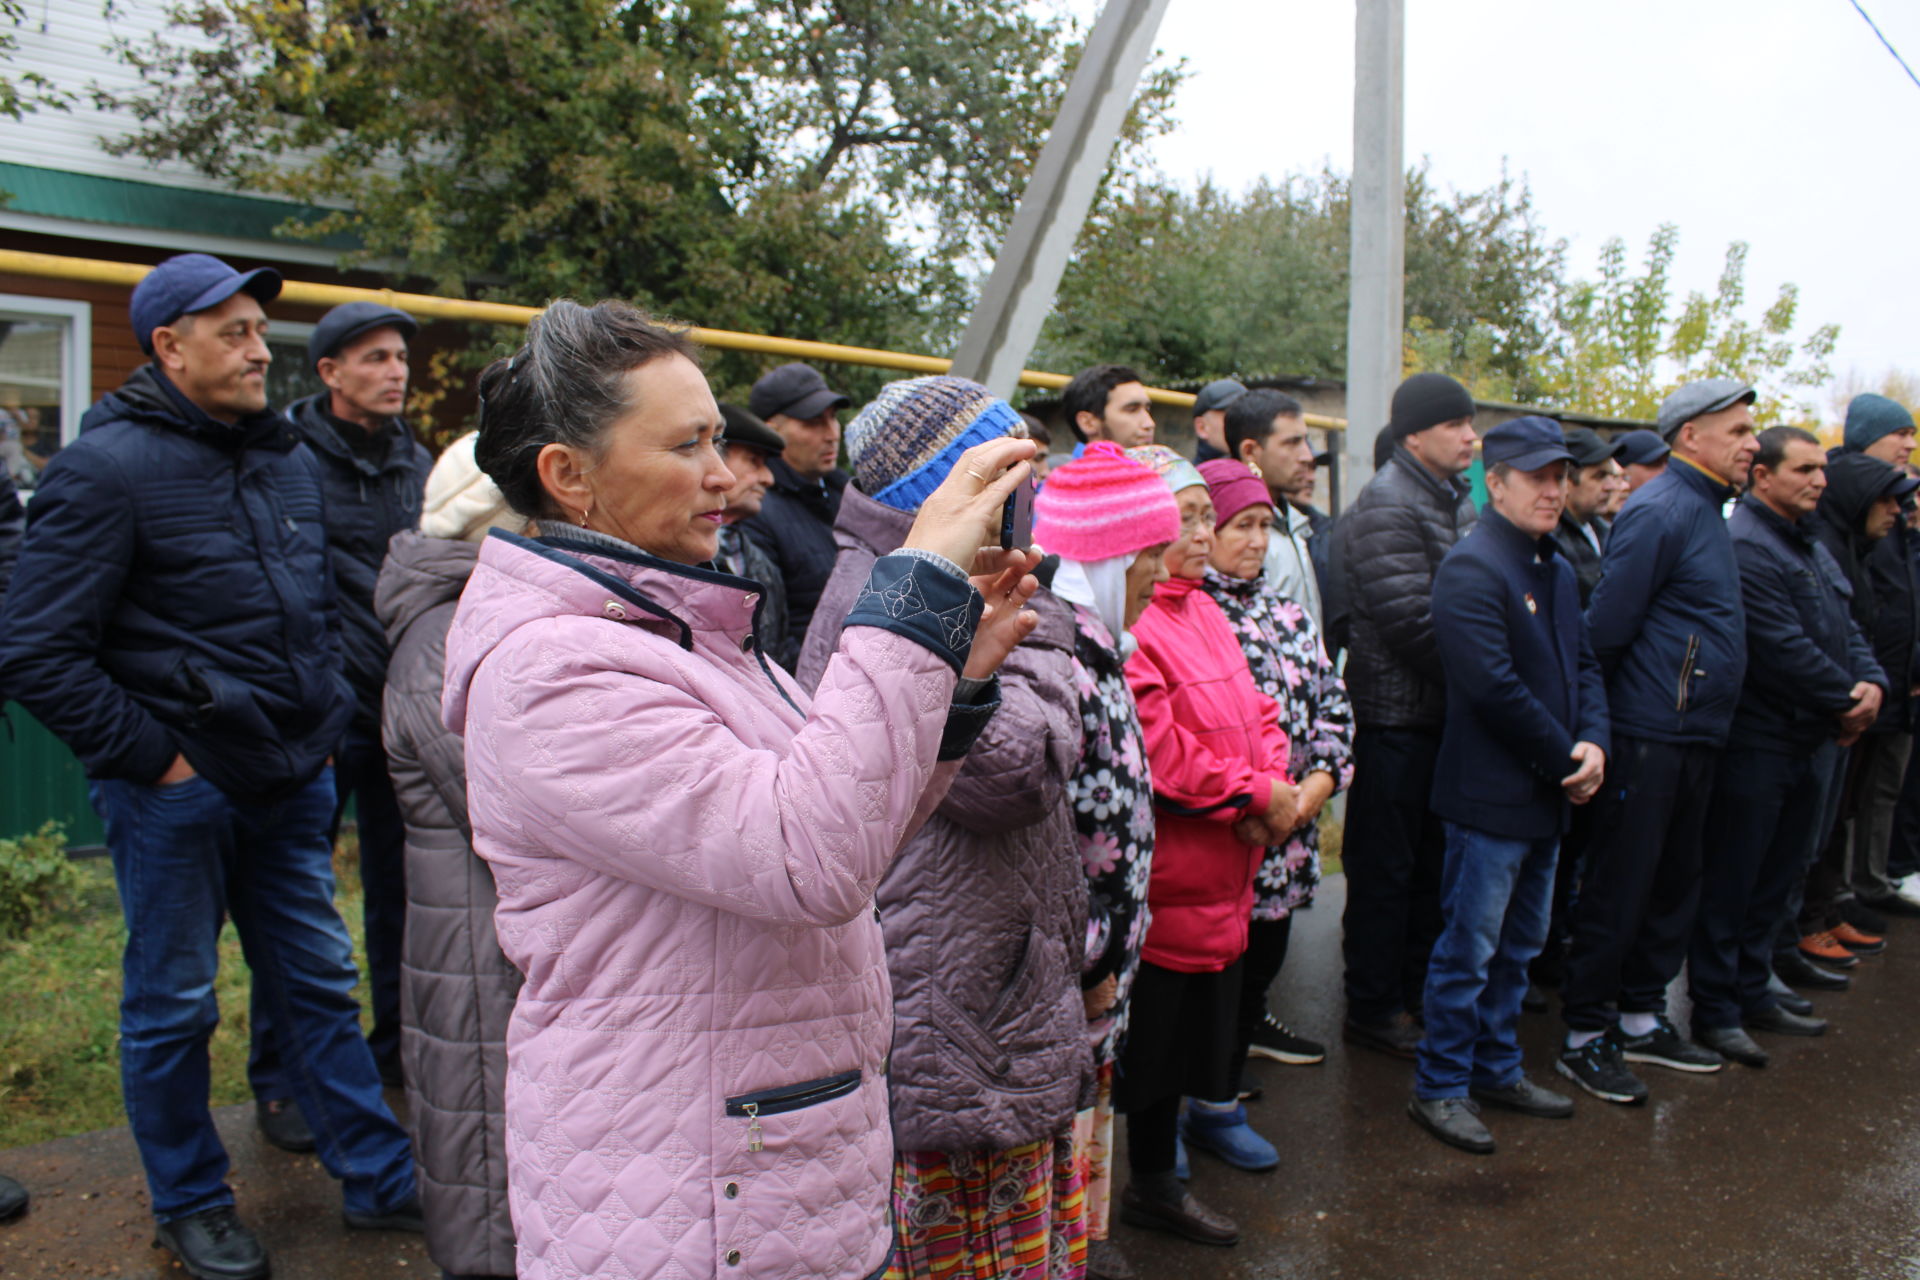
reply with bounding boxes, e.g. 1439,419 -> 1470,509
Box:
0,255 -> 418,1279
1557,378 -> 1758,1105
1552,428 -> 1624,608
713,402 -> 790,658
1688,429 -> 1885,1069
1331,372 -> 1479,1057
1827,394 -> 1920,919
0,468 -> 22,1227
261,302 -> 432,1111
1410,418 -> 1606,1154
1190,377 -> 1245,463
1793,451 -> 1917,962
738,361 -> 850,669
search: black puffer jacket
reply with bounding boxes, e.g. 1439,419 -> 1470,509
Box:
0,366 -> 350,797
1332,446 -> 1478,728
1552,510 -> 1607,608
376,530 -> 519,1277
1810,451 -> 1917,732
288,393 -> 432,732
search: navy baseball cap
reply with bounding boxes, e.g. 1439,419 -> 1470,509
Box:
1615,430 -> 1671,468
1563,426 -> 1625,469
749,362 -> 849,421
308,301 -> 418,370
1482,415 -> 1574,472
131,253 -> 282,356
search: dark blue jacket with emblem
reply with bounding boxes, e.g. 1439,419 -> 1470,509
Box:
0,366 -> 352,799
1431,506 -> 1610,839
1584,457 -> 1746,746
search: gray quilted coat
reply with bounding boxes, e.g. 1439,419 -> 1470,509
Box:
1332,446 -> 1478,729
376,530 -> 520,1277
797,487 -> 1093,1153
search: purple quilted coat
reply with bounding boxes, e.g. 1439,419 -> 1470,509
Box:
442,529 -> 979,1280
798,487 -> 1093,1153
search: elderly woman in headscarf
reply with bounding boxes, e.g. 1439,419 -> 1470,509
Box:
1195,457 -> 1354,1094
1028,442 -> 1180,1280
797,376 -> 1095,1280
1113,445 -> 1296,1251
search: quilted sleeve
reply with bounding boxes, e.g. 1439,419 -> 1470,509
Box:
936,636 -> 1074,836
465,558 -> 980,929
1350,501 -> 1444,683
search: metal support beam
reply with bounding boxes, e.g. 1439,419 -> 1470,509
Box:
948,0 -> 1171,401
1343,0 -> 1405,503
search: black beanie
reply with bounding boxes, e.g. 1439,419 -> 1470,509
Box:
1387,373 -> 1477,439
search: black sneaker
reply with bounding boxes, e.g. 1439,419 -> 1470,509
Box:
0,1173 -> 26,1223
1612,1017 -> 1724,1073
344,1193 -> 425,1232
153,1206 -> 269,1280
1556,1034 -> 1648,1105
1247,1013 -> 1326,1065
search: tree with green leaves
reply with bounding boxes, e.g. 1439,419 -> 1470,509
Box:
96,0 -> 1181,402
1529,226 -> 1838,424
1,0 -> 69,122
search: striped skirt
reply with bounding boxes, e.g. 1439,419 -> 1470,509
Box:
886,1129 -> 1088,1280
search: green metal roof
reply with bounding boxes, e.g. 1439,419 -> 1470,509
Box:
0,161 -> 360,251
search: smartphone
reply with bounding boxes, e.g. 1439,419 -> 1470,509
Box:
1000,473 -> 1036,551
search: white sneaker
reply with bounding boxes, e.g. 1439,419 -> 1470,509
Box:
1895,873 -> 1920,908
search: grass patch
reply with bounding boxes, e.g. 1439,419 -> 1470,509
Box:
1318,810 -> 1342,878
0,834 -> 369,1150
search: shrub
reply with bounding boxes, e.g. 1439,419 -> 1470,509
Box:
0,822 -> 83,938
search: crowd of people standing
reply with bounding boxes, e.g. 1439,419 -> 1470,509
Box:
0,251 -> 1915,1280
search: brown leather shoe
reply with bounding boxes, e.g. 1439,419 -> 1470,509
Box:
1119,1178 -> 1239,1247
1830,921 -> 1886,955
1798,930 -> 1860,968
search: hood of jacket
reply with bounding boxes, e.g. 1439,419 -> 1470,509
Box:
376,530 -> 478,647
1814,451 -> 1900,552
287,392 -> 421,476
82,364 -> 297,456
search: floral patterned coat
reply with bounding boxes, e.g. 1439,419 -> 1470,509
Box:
1202,567 -> 1355,920
1066,604 -> 1156,1066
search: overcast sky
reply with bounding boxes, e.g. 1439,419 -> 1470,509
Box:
1097,0 -> 1917,416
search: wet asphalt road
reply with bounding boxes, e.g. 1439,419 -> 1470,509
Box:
3,874 -> 1918,1278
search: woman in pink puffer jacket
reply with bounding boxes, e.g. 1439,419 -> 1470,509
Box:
441,301 -> 1042,1280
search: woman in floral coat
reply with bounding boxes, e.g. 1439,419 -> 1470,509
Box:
1197,458 -> 1355,1097
1031,442 -> 1181,1280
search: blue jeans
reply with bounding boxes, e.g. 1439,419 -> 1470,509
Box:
1415,822 -> 1558,1100
91,769 -> 416,1223
251,728 -> 408,1095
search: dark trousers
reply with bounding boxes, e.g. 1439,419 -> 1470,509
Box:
1561,736 -> 1719,1034
1227,915 -> 1293,1096
1778,747 -> 1852,950
1689,741 -> 1839,1030
251,729 -> 408,1097
1532,800 -> 1595,987
1797,738 -> 1889,934
1340,726 -> 1446,1023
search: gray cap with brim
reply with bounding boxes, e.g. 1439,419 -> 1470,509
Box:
1657,378 -> 1755,440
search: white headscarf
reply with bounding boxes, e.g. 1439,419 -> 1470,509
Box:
1051,552 -> 1138,660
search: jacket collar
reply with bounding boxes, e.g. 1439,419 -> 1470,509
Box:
769,454 -> 849,498
1479,505 -> 1561,563
85,364 -> 297,455
1738,493 -> 1815,547
1388,444 -> 1473,504
289,393 -> 415,475
1669,452 -> 1738,503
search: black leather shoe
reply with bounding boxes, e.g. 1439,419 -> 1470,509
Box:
1343,1012 -> 1422,1060
1747,1005 -> 1827,1037
1697,1025 -> 1769,1068
1841,899 -> 1888,935
1118,1177 -> 1238,1246
344,1193 -> 425,1232
1772,989 -> 1814,1017
153,1206 -> 269,1280
1774,950 -> 1850,991
255,1098 -> 315,1154
1471,1075 -> 1574,1118
1407,1096 -> 1495,1153
0,1173 -> 27,1222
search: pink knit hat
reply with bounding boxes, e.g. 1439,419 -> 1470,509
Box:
1033,441 -> 1182,561
1198,458 -> 1274,528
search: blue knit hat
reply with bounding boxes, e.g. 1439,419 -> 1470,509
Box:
846,375 -> 1021,511
1845,393 -> 1916,453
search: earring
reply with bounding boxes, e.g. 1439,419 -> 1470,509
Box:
577,505 -> 591,529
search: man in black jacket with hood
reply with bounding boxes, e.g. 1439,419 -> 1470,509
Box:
263,303 -> 432,1117
1331,372 -> 1479,1057
0,255 -> 419,1279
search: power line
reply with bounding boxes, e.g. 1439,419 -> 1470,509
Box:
1847,0 -> 1920,92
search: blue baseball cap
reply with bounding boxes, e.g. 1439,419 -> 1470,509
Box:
1614,430 -> 1671,468
1482,415 -> 1573,472
131,253 -> 282,356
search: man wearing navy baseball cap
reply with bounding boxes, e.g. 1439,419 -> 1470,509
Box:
1411,417 -> 1608,1153
0,254 -> 420,1278
254,302 -> 432,1127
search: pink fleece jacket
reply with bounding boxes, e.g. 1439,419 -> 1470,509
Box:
441,532 -> 965,1280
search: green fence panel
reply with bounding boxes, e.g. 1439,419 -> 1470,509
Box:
1,703 -> 106,846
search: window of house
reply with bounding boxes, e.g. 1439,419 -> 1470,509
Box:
0,295 -> 90,490
265,320 -> 325,412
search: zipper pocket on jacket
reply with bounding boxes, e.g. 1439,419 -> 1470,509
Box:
724,1070 -> 862,1119
1675,633 -> 1700,713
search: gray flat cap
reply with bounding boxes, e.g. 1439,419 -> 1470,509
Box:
1657,378 -> 1755,440
1193,378 -> 1248,418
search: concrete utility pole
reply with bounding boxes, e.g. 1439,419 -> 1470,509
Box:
948,0 -> 1171,401
1344,0 -> 1406,502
